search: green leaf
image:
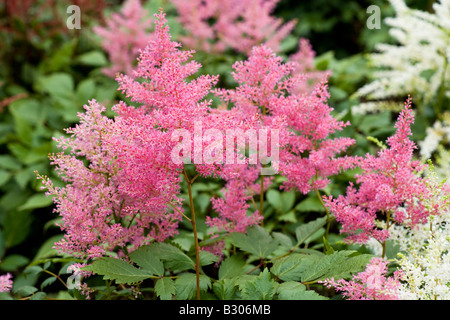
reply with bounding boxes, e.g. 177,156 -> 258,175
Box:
295,216 -> 327,246
229,226 -> 278,258
0,292 -> 13,300
129,248 -> 164,277
280,34 -> 299,53
0,231 -> 5,259
137,243 -> 195,272
3,209 -> 32,248
266,189 -> 295,213
218,255 -> 246,280
358,112 -> 391,136
40,38 -> 77,73
199,250 -> 219,267
82,257 -> 153,284
419,68 -> 435,82
14,168 -> 33,190
155,277 -> 176,300
0,155 -> 22,170
266,189 -> 282,211
14,285 -> 38,297
75,51 -> 108,67
31,234 -> 64,263
8,98 -> 43,126
175,273 -> 211,300
30,292 -> 47,300
196,193 -> 211,214
300,250 -> 373,283
11,113 -> 33,146
277,281 -> 328,300
272,232 -> 295,249
241,268 -> 276,300
213,278 -> 237,300
278,211 -> 297,223
304,228 -> 325,246
24,265 -> 43,277
323,236 -> 335,255
76,79 -> 96,104
40,277 -> 57,290
323,253 -> 373,280
18,193 -> 54,211
281,191 -> 296,213
271,251 -> 372,285
8,143 -> 47,165
0,170 -> 11,187
35,73 -> 74,98
386,241 -> 402,260
270,254 -> 316,282
0,254 -> 29,272
295,195 -> 325,213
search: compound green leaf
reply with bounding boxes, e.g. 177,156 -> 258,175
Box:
130,248 -> 164,277
229,226 -> 278,258
277,281 -> 328,300
82,257 -> 153,284
241,268 -> 276,300
270,254 -> 318,282
138,242 -> 195,272
175,273 -> 211,300
218,255 -> 246,280
295,216 -> 327,246
155,277 -> 176,300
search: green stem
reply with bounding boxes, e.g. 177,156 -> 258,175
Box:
315,189 -> 333,240
183,165 -> 201,300
245,259 -> 264,275
42,269 -> 68,290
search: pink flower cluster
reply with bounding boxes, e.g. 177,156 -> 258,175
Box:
39,12 -> 251,259
209,166 -> 262,232
0,273 -> 13,293
170,0 -> 296,54
200,41 -> 355,252
322,257 -> 402,300
289,38 -> 331,95
40,10 -> 354,260
323,98 -> 433,244
94,0 -> 154,77
218,44 -> 356,194
38,99 -> 183,259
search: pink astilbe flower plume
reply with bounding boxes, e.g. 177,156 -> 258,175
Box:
37,100 -> 184,259
201,44 -> 356,254
38,11 -> 268,260
170,0 -> 296,55
94,0 -> 154,77
116,10 -> 219,132
288,38 -> 331,95
217,45 -> 357,195
323,97 -> 433,244
322,257 -> 402,300
0,273 -> 13,293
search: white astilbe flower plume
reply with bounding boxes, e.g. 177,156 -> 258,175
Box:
353,0 -> 450,114
388,166 -> 450,299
